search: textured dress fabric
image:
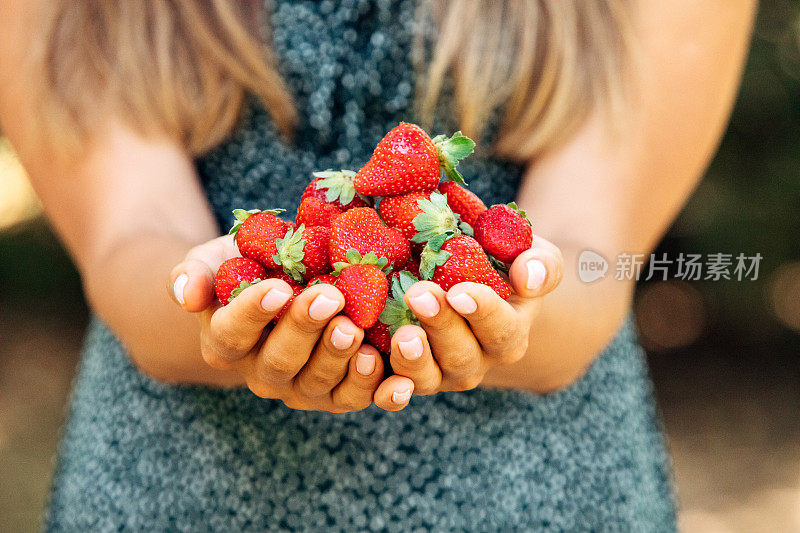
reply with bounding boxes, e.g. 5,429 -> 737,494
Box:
45,1 -> 677,531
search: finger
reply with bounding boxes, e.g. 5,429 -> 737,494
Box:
169,259 -> 215,312
253,283 -> 345,388
331,344 -> 385,411
293,315 -> 363,398
169,235 -> 240,312
202,278 -> 295,368
373,375 -> 415,412
403,281 -> 483,382
508,236 -> 564,300
389,325 -> 442,395
445,282 -> 529,364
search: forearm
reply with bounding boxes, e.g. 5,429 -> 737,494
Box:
481,245 -> 634,393
83,233 -> 244,387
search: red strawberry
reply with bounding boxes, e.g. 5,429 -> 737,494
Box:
273,224 -> 331,282
354,123 -> 475,196
378,192 -> 430,240
214,257 -> 267,305
296,196 -> 343,228
365,322 -> 392,354
301,170 -> 371,210
333,250 -> 389,329
229,209 -> 290,269
307,273 -> 337,286
420,234 -> 511,299
438,181 -> 487,228
265,270 -> 305,322
329,207 -> 410,271
474,202 -> 533,264
404,260 -> 421,280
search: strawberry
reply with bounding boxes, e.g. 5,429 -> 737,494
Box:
307,273 -> 337,286
403,260 -> 421,280
229,209 -> 290,269
214,257 -> 267,305
474,202 -> 533,264
419,234 -> 511,299
329,207 -> 410,271
354,123 -> 475,196
273,224 -> 331,282
301,170 -> 371,210
437,181 -> 487,228
333,249 -> 390,328
365,322 -> 392,354
378,191 -> 430,241
296,196 -> 343,228
265,270 -> 305,322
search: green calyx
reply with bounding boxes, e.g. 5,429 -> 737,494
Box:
273,224 -> 308,282
411,191 -> 462,244
332,248 -> 391,275
506,202 -> 532,226
418,235 -> 453,280
432,131 -> 475,184
229,278 -> 262,302
378,271 -> 421,334
312,169 -> 370,206
228,208 -> 286,239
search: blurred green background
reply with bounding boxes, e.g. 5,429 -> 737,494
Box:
1,2 -> 799,531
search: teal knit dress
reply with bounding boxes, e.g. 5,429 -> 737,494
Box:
45,1 -> 677,531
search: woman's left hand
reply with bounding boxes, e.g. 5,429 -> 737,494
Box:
372,235 -> 563,409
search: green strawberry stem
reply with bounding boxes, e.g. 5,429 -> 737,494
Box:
506,201 -> 532,226
332,248 -> 390,275
273,224 -> 308,282
378,271 -> 421,334
433,131 -> 475,184
312,169 -> 369,205
411,192 -> 462,244
418,242 -> 452,280
229,278 -> 262,302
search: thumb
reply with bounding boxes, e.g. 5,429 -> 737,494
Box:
168,235 -> 239,312
507,235 -> 564,299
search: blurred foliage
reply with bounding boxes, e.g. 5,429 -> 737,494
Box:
649,0 -> 800,352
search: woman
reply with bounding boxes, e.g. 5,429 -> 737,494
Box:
0,0 -> 754,530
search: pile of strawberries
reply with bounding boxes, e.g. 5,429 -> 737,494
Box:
214,122 -> 533,353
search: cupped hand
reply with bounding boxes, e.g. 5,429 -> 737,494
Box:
168,235 -> 415,413
372,235 -> 563,409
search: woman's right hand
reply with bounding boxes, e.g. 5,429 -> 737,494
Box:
168,235 -> 415,413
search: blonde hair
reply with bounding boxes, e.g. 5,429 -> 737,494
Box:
36,0 -> 631,162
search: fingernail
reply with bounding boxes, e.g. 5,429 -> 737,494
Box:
331,326 -> 355,350
356,352 -> 376,375
392,388 -> 412,404
173,273 -> 188,305
408,291 -> 439,318
309,294 -> 340,321
447,292 -> 477,314
261,288 -> 292,311
526,259 -> 547,290
398,337 -> 423,360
